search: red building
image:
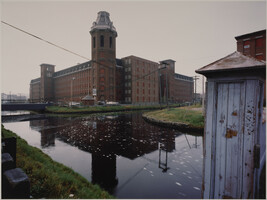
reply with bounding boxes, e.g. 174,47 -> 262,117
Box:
235,30 -> 266,61
235,30 -> 266,103
30,11 -> 193,105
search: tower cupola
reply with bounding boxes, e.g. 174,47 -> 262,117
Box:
91,11 -> 117,36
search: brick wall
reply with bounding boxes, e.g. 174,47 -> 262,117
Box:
122,56 -> 159,104
236,30 -> 266,61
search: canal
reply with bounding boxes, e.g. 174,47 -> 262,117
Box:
3,112 -> 203,199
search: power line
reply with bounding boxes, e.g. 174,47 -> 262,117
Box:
1,20 -> 90,61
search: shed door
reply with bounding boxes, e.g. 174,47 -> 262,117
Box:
213,82 -> 245,199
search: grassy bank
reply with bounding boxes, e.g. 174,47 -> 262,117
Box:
143,104 -> 204,129
45,104 -> 180,114
2,125 -> 114,199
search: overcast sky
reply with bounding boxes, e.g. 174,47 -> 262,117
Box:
1,0 -> 266,96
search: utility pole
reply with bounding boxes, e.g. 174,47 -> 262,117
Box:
159,68 -> 162,109
192,75 -> 199,105
166,73 -> 169,109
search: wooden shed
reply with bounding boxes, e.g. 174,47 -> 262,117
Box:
196,51 -> 266,199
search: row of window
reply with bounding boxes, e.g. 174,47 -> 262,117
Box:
136,89 -> 155,95
125,67 -> 132,72
124,59 -> 132,65
125,82 -> 131,87
93,36 -> 113,48
125,75 -> 132,80
125,97 -> 131,102
125,90 -> 131,94
136,96 -> 156,102
243,37 -> 264,49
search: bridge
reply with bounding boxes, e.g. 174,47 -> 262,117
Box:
1,103 -> 52,111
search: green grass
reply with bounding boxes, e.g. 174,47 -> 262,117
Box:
2,125 -> 114,199
45,104 -> 181,114
143,104 -> 204,128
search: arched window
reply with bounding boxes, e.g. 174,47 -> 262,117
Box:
100,35 -> 104,47
109,36 -> 112,48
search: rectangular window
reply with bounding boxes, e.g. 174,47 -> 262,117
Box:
109,37 -> 112,48
256,38 -> 264,47
93,37 -> 96,48
100,35 -> 104,47
243,40 -> 250,49
100,77 -> 105,82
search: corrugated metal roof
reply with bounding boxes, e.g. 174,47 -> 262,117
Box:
196,51 -> 266,75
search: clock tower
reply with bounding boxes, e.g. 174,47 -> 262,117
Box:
40,63 -> 55,102
90,11 -> 118,102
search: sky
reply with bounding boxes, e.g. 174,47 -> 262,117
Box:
1,0 -> 266,96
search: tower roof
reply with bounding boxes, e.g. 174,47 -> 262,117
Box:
91,11 -> 117,34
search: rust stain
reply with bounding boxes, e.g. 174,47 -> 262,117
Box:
232,111 -> 238,116
225,128 -> 238,138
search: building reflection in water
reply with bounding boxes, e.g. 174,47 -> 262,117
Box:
29,112 -> 198,193
30,120 -> 55,147
91,153 -> 118,193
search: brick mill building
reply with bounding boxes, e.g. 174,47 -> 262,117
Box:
235,29 -> 266,103
30,11 -> 194,105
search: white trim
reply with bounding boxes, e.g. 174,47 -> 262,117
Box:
255,35 -> 263,39
243,38 -> 251,41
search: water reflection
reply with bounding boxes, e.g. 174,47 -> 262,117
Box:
26,112 -> 203,198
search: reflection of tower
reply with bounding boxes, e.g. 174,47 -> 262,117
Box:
90,11 -> 117,102
159,131 -> 175,153
91,153 -> 118,193
40,129 -> 55,147
192,136 -> 200,149
158,143 -> 170,172
158,131 -> 175,172
30,119 -> 56,148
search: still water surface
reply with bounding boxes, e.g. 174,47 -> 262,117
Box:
3,112 -> 203,199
